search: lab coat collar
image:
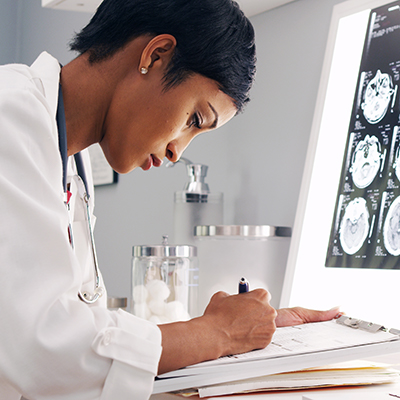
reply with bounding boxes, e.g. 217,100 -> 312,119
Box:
30,51 -> 61,120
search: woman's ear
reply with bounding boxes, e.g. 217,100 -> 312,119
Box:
138,34 -> 177,74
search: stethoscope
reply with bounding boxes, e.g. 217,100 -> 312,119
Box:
56,83 -> 104,304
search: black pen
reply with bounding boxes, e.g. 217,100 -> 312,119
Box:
238,277 -> 249,293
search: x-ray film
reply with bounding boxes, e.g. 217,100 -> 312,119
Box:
326,1 -> 400,269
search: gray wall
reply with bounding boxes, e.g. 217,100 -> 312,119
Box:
0,0 -> 20,64
4,0 -> 345,298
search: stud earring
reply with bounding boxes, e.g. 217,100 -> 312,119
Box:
140,67 -> 148,75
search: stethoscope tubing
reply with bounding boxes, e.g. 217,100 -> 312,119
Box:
56,82 -> 103,304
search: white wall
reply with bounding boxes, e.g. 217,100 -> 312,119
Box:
7,0 -> 345,298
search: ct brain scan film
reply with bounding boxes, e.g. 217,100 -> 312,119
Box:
326,2 -> 400,269
339,197 -> 370,255
361,70 -> 395,124
349,134 -> 383,188
282,0 -> 400,328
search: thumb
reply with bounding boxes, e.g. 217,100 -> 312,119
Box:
307,306 -> 342,322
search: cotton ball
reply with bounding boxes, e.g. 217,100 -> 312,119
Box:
146,279 -> 170,301
165,301 -> 190,322
134,302 -> 151,320
148,299 -> 166,316
132,285 -> 148,304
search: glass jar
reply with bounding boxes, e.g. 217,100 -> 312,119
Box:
131,236 -> 198,323
194,225 -> 292,313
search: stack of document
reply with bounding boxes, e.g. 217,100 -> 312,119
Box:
153,317 -> 400,396
174,361 -> 400,398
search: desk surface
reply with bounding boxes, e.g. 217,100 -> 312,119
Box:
151,352 -> 400,400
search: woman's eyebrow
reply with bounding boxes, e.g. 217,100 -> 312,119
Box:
208,102 -> 219,128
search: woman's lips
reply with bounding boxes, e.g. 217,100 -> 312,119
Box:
151,155 -> 163,167
142,155 -> 163,171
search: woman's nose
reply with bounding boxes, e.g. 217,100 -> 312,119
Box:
166,138 -> 192,163
166,142 -> 179,162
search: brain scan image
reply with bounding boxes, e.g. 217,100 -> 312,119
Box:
394,145 -> 400,183
383,196 -> 400,256
349,135 -> 382,188
339,197 -> 370,255
361,70 -> 394,124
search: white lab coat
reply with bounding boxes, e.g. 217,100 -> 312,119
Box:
0,52 -> 162,400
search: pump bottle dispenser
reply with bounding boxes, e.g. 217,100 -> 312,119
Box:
167,158 -> 223,245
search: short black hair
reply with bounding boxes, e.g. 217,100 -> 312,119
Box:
69,0 -> 256,112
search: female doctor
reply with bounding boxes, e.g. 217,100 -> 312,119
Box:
0,0 -> 340,399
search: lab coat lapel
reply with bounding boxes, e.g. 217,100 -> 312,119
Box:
30,51 -> 61,120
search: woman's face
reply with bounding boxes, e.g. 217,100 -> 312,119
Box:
100,72 -> 237,174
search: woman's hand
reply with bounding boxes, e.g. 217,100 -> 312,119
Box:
158,291 -> 340,375
203,289 -> 277,357
158,288 -> 276,374
275,306 -> 342,327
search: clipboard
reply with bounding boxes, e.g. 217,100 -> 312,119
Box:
153,316 -> 400,394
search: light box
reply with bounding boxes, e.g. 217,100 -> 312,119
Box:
281,0 -> 400,329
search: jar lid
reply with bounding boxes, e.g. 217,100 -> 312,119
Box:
194,225 -> 291,238
132,235 -> 197,257
132,244 -> 197,257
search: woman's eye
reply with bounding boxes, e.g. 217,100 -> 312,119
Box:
190,113 -> 202,129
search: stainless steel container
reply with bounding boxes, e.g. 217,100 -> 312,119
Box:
167,158 -> 223,245
107,297 -> 127,311
131,236 -> 198,323
194,225 -> 291,313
